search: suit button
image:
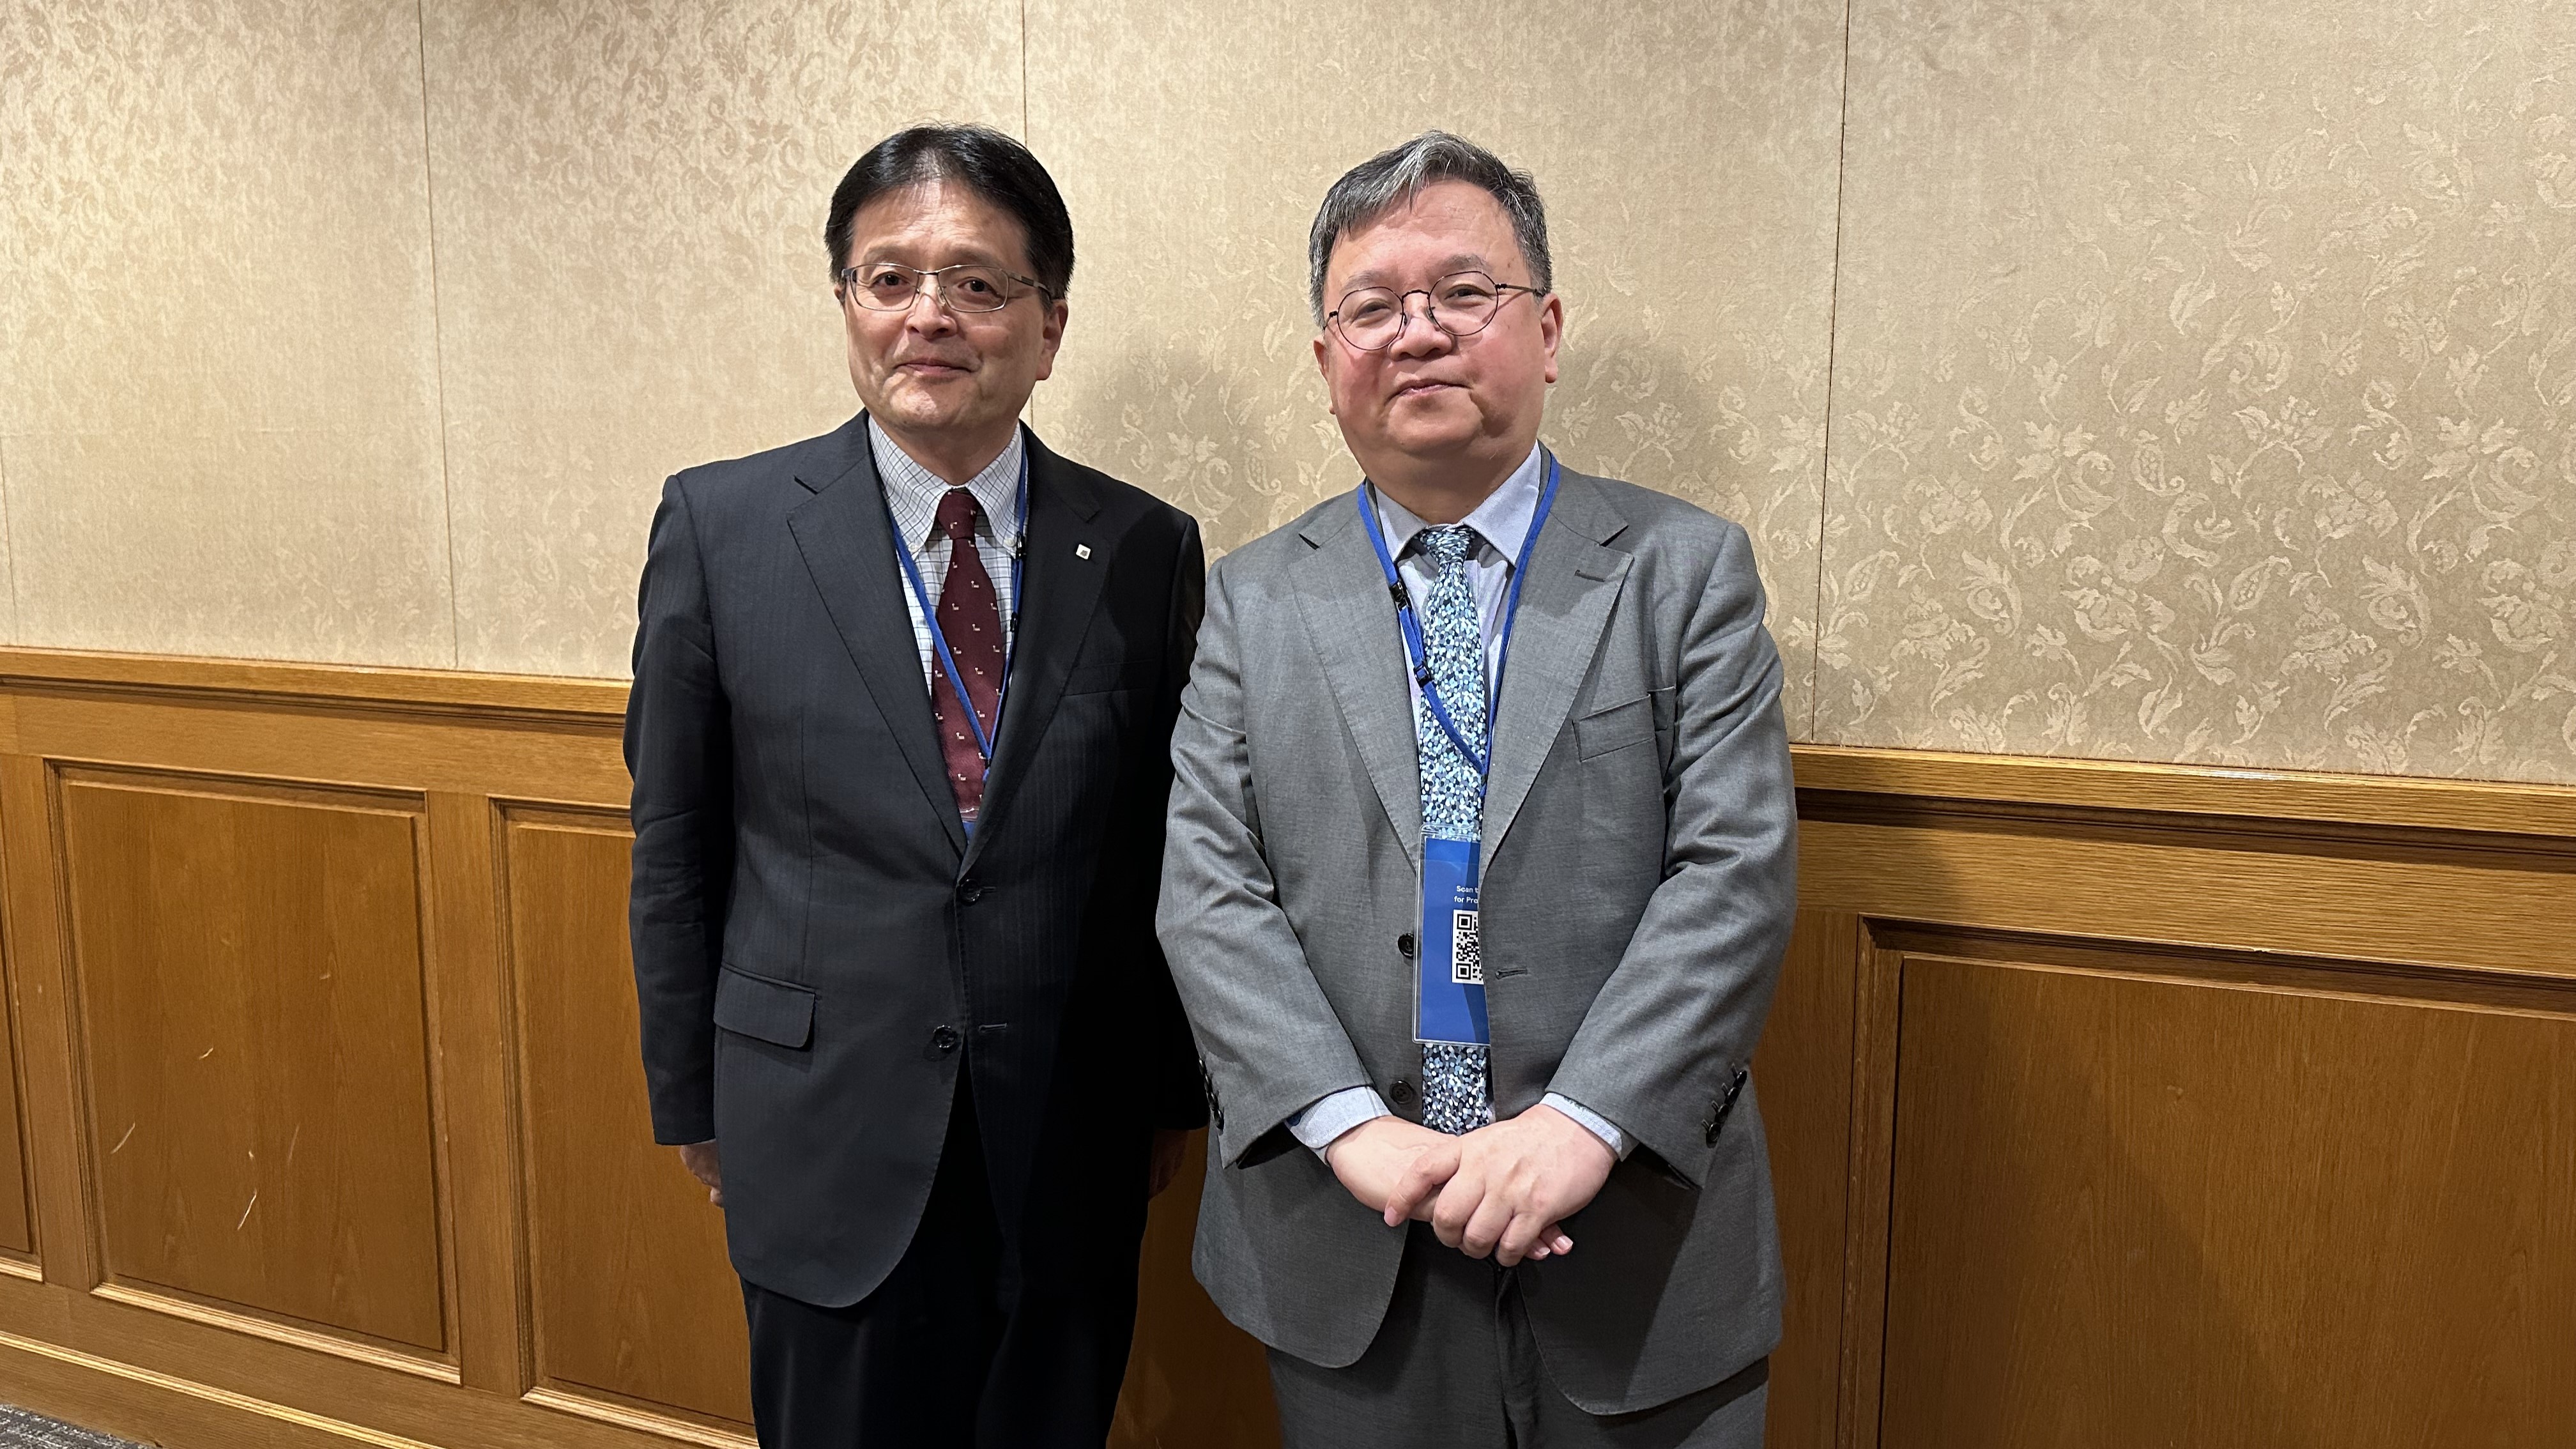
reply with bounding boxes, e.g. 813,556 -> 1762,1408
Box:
1389,1078 -> 1417,1107
1397,933 -> 1416,958
958,879 -> 984,905
930,1025 -> 962,1055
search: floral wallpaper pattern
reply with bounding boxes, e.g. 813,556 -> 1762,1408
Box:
0,0 -> 456,665
1821,0 -> 2576,781
1023,0 -> 1847,733
418,0 -> 1022,676
3,0 -> 2571,783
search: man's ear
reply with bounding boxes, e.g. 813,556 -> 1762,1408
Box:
1312,333 -> 1338,417
1538,292 -> 1564,386
1034,296 -> 1070,381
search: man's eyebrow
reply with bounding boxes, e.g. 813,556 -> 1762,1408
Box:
852,243 -> 1015,269
1338,254 -> 1494,293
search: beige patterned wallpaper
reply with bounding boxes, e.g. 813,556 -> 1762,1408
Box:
1822,0 -> 2576,781
1025,0 -> 1848,734
1,0 -> 454,665
420,0 -> 1020,675
3,0 -> 2571,783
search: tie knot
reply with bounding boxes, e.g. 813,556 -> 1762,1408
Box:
1413,525 -> 1478,567
933,487 -> 981,543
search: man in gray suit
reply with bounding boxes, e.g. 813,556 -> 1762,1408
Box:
1157,132 -> 1798,1445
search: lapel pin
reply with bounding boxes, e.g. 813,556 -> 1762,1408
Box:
1075,544 -> 1092,560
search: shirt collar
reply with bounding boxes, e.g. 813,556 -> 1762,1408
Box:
1370,442 -> 1548,566
867,415 -> 1027,549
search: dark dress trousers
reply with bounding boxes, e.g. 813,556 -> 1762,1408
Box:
625,413 -> 1206,1446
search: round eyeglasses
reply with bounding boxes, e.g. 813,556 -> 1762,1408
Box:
837,261 -> 1050,314
1328,271 -> 1545,351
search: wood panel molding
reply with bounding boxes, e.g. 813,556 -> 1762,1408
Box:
0,1327 -> 445,1449
53,769 -> 454,1366
0,648 -> 628,728
0,647 -> 2561,1449
498,803 -> 753,1431
1873,942 -> 2575,1446
1793,742 -> 2576,841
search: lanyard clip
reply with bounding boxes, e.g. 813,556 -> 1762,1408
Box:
1388,581 -> 1411,613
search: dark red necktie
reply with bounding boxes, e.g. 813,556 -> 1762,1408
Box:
930,487 -> 1006,825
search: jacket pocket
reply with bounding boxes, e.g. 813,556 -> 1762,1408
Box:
1063,658 -> 1145,696
1574,694 -> 1655,760
713,964 -> 815,1048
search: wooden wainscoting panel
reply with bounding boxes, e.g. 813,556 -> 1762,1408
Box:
0,650 -> 2564,1449
1797,813 -> 2576,981
1110,1134 -> 1279,1449
0,943 -> 34,1255
502,807 -> 753,1429
0,750 -> 90,1288
1876,949 -> 2576,1449
1754,909 -> 1857,1449
57,771 -> 450,1356
422,790 -> 526,1396
1832,929 -> 1905,1449
3,687 -> 630,807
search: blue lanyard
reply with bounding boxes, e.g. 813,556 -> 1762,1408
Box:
889,450 -> 1030,765
1354,453 -> 1563,784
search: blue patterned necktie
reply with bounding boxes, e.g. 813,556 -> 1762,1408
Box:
1411,525 -> 1493,1136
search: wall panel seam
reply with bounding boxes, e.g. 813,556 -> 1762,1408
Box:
0,435 -> 18,645
1807,0 -> 1859,744
413,0 -> 463,670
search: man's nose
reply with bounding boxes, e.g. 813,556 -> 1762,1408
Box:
903,282 -> 960,334
1386,294 -> 1454,360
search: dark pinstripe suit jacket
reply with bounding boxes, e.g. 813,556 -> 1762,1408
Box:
625,412 -> 1206,1308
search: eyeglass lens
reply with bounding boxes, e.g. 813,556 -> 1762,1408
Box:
1334,272 -> 1510,350
844,263 -> 1017,313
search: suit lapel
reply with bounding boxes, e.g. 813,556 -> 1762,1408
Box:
1291,494 -> 1424,868
785,415 -> 969,859
1482,468 -> 1633,857
959,430 -> 1107,876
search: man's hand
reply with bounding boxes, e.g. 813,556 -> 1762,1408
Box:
677,1140 -> 723,1207
1322,1116 -> 1462,1222
1423,1103 -> 1612,1266
1148,1127 -> 1193,1198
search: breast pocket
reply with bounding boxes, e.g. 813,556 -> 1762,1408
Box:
1574,694 -> 1655,760
1575,688 -> 1674,905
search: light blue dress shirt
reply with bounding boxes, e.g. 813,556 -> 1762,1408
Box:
870,417 -> 1026,686
1287,443 -> 1633,1162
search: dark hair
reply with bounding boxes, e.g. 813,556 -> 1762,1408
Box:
1307,131 -> 1551,325
824,125 -> 1074,299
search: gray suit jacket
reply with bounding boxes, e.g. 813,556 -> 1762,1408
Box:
1156,463 -> 1797,1414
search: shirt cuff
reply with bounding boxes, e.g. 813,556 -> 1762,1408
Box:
1542,1092 -> 1634,1160
1287,1087 -> 1392,1157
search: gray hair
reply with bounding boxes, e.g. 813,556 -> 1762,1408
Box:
1306,131 -> 1553,326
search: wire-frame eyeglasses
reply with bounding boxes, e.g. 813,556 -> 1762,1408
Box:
1328,271 -> 1545,351
838,261 -> 1052,314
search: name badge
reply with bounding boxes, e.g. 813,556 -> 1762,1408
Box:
1414,837 -> 1489,1046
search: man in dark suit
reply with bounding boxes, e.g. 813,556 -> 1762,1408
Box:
625,125 -> 1204,1448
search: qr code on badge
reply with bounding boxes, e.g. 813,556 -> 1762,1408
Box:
1451,909 -> 1483,985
